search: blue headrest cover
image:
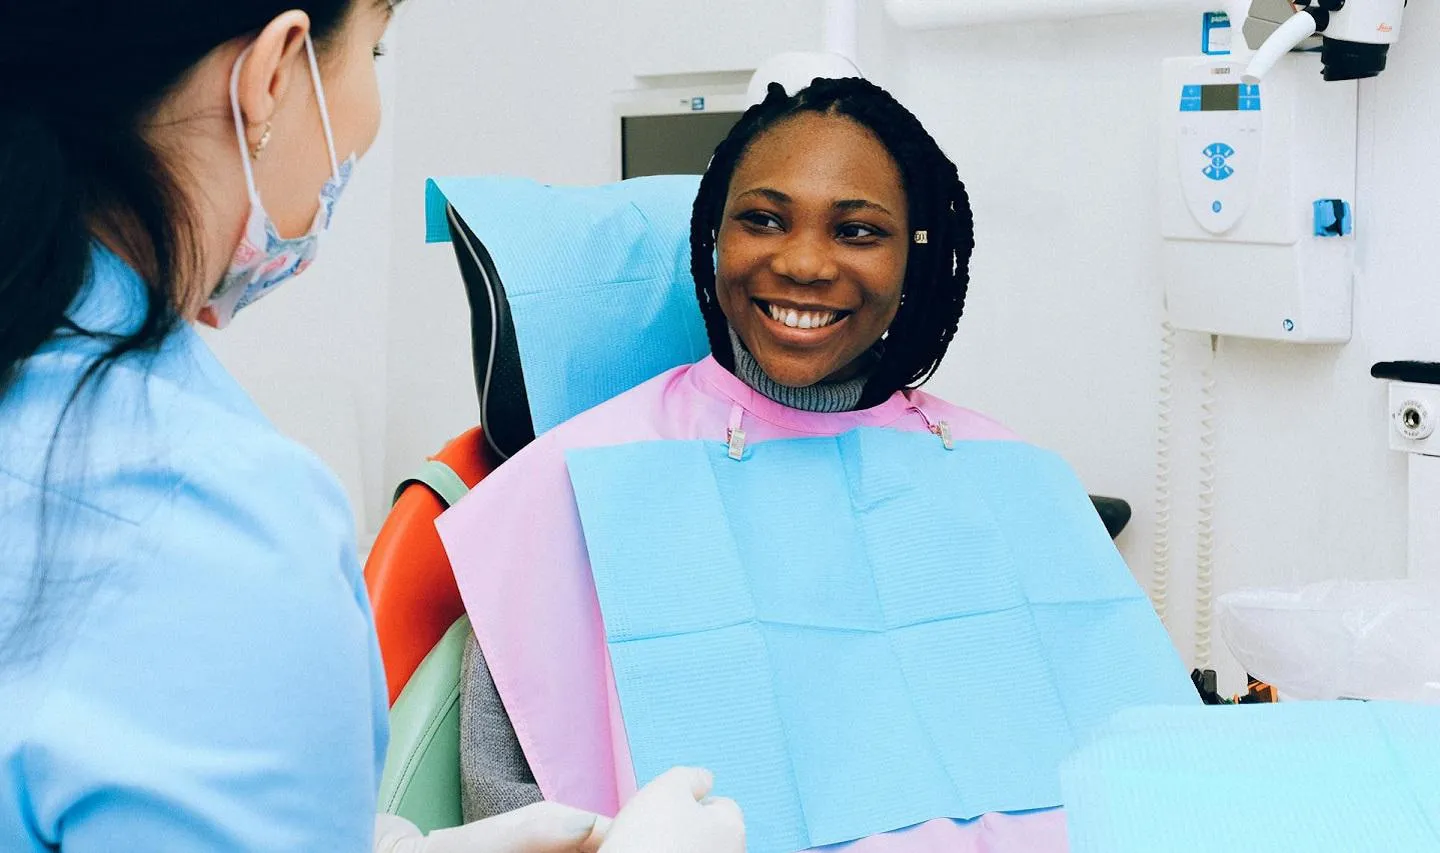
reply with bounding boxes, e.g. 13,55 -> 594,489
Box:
426,175 -> 711,434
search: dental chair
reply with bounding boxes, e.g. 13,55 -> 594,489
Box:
369,176 -> 1135,832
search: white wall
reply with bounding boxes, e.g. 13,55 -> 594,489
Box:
622,0 -> 824,77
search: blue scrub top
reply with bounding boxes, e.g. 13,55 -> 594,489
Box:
0,247 -> 388,850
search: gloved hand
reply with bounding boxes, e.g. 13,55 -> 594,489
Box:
374,802 -> 609,853
600,767 -> 745,853
374,766 -> 744,853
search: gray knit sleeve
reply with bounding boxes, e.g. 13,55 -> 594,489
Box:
459,632 -> 544,821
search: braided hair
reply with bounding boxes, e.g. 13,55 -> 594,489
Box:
690,77 -> 975,407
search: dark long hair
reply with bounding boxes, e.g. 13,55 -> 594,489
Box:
691,78 -> 976,408
0,2 -> 357,662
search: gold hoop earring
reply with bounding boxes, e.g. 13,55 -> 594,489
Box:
251,122 -> 273,161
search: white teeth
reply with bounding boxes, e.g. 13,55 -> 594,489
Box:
765,304 -> 840,329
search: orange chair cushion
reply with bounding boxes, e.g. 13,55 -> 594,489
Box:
366,427 -> 493,705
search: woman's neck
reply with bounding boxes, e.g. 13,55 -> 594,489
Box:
727,327 -> 869,414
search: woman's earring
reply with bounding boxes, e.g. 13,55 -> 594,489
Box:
913,230 -> 929,245
251,122 -> 273,161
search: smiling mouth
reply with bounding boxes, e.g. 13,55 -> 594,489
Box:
754,299 -> 853,331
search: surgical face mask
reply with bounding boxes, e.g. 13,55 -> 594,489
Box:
200,35 -> 356,330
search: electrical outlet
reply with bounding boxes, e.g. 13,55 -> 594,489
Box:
1388,381 -> 1440,456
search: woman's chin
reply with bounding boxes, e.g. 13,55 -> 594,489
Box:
749,356 -> 832,389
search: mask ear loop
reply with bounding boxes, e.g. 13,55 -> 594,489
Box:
228,34 -> 342,202
302,33 -> 342,180
229,46 -> 264,207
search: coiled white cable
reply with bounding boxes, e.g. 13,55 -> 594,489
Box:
1193,335 -> 1219,670
1150,322 -> 1175,627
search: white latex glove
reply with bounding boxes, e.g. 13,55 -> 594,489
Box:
374,802 -> 610,853
601,767 -> 745,853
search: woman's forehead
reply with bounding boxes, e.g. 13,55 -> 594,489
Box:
730,113 -> 906,211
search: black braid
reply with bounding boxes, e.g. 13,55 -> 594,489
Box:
690,77 -> 975,408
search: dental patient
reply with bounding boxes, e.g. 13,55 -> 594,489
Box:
439,78 -> 1195,852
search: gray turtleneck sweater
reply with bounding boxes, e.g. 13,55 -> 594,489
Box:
727,327 -> 869,414
458,345 -> 868,822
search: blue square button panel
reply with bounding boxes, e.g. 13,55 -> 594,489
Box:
1202,143 -> 1235,181
1179,85 -> 1201,112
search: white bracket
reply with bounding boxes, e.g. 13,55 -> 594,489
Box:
1385,379 -> 1440,584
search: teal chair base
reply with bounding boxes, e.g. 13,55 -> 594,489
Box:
379,615 -> 470,833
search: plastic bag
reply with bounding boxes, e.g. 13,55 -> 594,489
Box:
1217,580 -> 1440,704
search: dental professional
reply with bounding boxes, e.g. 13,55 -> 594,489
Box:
0,4 -> 743,852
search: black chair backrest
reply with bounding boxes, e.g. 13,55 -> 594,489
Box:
445,204 -> 537,463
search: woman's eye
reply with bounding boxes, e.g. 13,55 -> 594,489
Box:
838,222 -> 882,241
738,211 -> 783,231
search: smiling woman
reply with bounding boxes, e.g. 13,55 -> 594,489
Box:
694,78 -> 975,408
443,78 -> 1105,852
717,113 -> 910,388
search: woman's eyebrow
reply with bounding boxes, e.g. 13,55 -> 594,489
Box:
835,198 -> 894,216
735,187 -> 791,206
736,189 -> 894,218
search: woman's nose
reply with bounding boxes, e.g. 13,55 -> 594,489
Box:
770,231 -> 838,286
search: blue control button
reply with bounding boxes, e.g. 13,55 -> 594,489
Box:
1180,98 -> 1202,112
1212,201 -> 1223,213
1202,143 -> 1236,181
1183,85 -> 1202,97
691,97 -> 705,111
1240,83 -> 1260,96
1313,199 -> 1353,237
1239,97 -> 1261,111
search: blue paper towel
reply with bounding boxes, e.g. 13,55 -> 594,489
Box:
566,431 -> 1198,853
425,175 -> 710,434
1062,701 -> 1440,853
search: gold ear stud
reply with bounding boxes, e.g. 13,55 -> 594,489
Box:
251,122 -> 273,161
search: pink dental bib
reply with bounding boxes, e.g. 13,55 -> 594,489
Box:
438,358 -> 1071,851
